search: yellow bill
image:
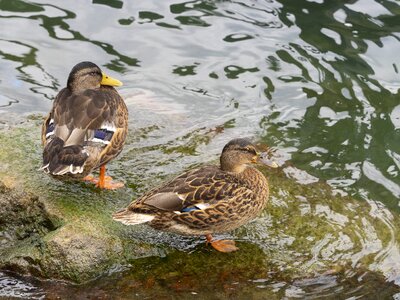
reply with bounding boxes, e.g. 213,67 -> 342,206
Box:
101,72 -> 123,87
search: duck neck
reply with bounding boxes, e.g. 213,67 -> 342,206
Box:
220,152 -> 247,173
232,168 -> 269,212
220,163 -> 247,174
239,167 -> 268,193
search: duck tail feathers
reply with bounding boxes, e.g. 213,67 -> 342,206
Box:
112,208 -> 154,225
42,137 -> 89,176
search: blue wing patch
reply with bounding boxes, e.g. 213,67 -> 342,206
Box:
181,206 -> 201,212
46,123 -> 55,135
94,129 -> 114,142
45,119 -> 55,138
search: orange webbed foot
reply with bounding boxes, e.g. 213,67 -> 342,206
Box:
83,175 -> 97,184
83,166 -> 124,190
210,239 -> 239,252
206,234 -> 239,253
96,177 -> 124,190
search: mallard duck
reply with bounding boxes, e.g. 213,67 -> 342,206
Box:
113,138 -> 278,252
41,61 -> 128,189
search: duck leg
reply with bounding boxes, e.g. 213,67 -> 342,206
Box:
97,165 -> 124,189
83,165 -> 124,189
205,234 -> 239,253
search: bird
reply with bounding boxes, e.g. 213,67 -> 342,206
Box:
113,138 -> 277,252
41,61 -> 128,189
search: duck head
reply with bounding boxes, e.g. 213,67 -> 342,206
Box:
67,61 -> 122,92
220,138 -> 278,173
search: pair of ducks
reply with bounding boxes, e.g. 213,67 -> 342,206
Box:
41,62 -> 277,252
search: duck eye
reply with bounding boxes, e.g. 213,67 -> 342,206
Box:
244,147 -> 257,155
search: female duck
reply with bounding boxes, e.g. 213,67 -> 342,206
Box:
41,61 -> 128,189
113,138 -> 277,252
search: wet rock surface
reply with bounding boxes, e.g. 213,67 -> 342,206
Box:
0,179 -> 127,282
0,181 -> 59,247
0,119 -> 159,283
0,119 -> 399,298
0,180 -> 60,276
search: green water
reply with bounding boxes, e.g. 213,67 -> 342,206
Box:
0,0 -> 400,298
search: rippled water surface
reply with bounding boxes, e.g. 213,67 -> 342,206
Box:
1,0 -> 400,298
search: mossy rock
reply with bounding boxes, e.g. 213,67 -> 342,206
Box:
0,117 -> 399,292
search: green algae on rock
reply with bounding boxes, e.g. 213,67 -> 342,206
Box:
0,119 -> 160,283
0,118 -> 400,290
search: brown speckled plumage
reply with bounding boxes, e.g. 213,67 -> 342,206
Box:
113,139 -> 272,237
41,61 -> 128,180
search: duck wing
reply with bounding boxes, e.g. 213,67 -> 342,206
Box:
42,87 -> 121,175
132,166 -> 254,213
53,88 -> 118,145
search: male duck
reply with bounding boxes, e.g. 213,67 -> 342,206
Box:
41,61 -> 128,189
113,138 -> 277,252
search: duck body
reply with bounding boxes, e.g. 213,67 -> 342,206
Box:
114,138 -> 276,251
125,165 -> 269,236
41,62 -> 128,186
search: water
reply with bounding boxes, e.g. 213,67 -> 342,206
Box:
1,0 -> 400,298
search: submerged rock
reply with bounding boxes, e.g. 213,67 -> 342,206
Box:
0,120 -> 160,283
0,117 -> 399,293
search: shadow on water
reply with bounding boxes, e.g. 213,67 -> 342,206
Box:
1,0 -> 400,298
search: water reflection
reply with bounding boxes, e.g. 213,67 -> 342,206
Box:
0,272 -> 44,299
0,39 -> 57,101
93,0 -> 123,10
262,0 -> 400,209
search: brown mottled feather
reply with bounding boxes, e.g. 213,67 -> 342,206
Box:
42,64 -> 128,179
115,165 -> 269,235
